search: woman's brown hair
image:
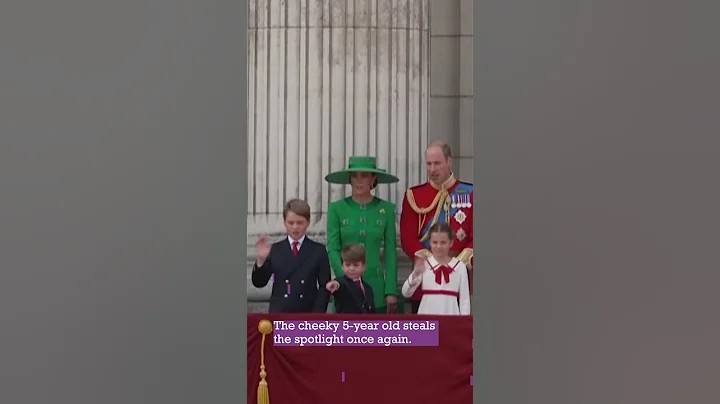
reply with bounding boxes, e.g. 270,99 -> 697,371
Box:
428,222 -> 454,240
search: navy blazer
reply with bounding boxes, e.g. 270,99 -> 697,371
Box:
251,237 -> 331,313
330,275 -> 376,314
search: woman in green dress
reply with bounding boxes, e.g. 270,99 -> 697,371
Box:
325,156 -> 401,313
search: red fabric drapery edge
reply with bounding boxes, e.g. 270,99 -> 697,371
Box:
247,313 -> 473,404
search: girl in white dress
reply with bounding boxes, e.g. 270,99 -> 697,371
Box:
401,223 -> 471,315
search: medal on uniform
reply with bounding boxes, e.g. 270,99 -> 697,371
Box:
466,194 -> 472,208
457,228 -> 466,241
454,209 -> 467,225
450,194 -> 457,208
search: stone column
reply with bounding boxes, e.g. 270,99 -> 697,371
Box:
457,0 -> 474,181
248,0 -> 429,238
427,0 -> 473,180
247,0 -> 429,303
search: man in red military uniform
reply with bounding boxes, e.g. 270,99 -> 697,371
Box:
400,141 -> 474,314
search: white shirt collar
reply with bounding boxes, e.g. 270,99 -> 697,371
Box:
288,235 -> 306,248
428,256 -> 459,269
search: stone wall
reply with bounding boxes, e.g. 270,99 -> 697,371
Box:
428,0 -> 473,181
247,0 -> 429,237
246,0 -> 473,310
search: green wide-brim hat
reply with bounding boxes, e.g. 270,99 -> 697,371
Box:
324,156 -> 399,185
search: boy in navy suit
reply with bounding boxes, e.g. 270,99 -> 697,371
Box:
251,199 -> 331,313
325,244 -> 375,314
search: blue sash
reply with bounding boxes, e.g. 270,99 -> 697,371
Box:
419,182 -> 473,248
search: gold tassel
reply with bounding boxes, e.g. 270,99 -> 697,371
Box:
257,319 -> 273,404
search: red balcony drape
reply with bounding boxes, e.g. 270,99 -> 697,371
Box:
247,313 -> 473,404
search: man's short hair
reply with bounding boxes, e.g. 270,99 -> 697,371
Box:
341,244 -> 366,264
283,198 -> 311,221
426,141 -> 452,159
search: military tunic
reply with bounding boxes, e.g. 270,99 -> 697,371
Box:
400,179 -> 474,303
327,197 -> 398,310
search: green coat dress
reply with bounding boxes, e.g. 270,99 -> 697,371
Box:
327,197 -> 399,311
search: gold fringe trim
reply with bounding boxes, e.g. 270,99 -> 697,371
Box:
257,319 -> 273,404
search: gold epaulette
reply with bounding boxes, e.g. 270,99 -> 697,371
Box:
456,248 -> 473,267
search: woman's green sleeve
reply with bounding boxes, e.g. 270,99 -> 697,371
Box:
326,202 -> 344,278
383,203 -> 398,296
